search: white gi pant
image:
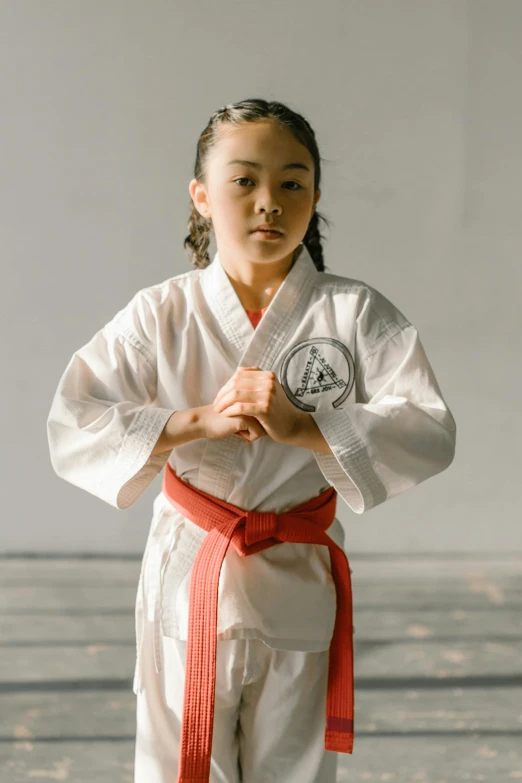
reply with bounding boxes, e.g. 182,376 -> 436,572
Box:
134,621 -> 339,783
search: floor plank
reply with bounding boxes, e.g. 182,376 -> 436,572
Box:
0,687 -> 520,739
1,737 -> 521,782
2,608 -> 521,644
2,639 -> 522,685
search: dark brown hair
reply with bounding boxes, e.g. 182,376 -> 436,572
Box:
183,99 -> 331,272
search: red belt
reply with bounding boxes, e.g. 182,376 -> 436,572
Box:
161,463 -> 355,783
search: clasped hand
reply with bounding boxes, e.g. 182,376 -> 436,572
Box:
213,366 -> 304,444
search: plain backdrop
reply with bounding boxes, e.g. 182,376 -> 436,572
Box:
1,0 -> 520,555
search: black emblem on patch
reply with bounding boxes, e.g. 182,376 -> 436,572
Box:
280,338 -> 355,412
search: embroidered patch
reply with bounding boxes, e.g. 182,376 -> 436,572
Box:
279,338 -> 355,412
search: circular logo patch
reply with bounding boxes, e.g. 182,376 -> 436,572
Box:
279,338 -> 355,412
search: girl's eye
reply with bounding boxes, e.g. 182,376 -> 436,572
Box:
233,178 -> 302,190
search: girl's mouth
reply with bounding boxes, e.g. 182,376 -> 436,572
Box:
252,230 -> 283,240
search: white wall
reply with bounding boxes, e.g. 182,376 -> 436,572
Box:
1,0 -> 520,554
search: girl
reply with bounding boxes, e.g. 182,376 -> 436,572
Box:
47,98 -> 456,783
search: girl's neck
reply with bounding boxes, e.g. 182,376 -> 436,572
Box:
230,278 -> 279,312
219,247 -> 298,311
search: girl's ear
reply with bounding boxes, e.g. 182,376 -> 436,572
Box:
189,178 -> 211,220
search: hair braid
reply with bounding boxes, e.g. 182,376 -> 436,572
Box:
302,210 -> 327,272
184,201 -> 212,270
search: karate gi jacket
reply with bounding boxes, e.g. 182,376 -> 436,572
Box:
46,243 -> 456,693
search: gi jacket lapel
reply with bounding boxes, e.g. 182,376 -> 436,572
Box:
200,243 -> 318,370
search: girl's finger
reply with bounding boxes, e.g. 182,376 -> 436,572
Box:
214,390 -> 258,413
214,378 -> 236,404
221,402 -> 258,418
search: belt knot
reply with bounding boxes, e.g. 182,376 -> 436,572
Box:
244,510 -> 278,546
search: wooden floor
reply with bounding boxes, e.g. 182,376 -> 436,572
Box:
0,555 -> 521,782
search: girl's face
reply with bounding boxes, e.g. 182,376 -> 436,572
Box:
189,120 -> 321,271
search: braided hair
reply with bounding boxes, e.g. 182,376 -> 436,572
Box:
184,99 -> 331,272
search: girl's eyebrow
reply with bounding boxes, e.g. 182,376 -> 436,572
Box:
227,158 -> 310,172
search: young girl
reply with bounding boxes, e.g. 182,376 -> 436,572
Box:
47,99 -> 456,783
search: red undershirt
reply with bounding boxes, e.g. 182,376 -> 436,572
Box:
244,306 -> 268,329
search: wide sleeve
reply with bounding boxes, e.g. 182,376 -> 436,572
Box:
46,299 -> 176,510
311,289 -> 457,514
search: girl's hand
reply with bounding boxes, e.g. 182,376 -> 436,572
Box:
212,366 -> 305,444
198,404 -> 267,442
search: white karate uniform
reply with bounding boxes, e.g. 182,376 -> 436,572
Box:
47,243 -> 456,782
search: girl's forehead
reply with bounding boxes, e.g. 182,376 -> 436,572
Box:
212,121 -> 310,162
